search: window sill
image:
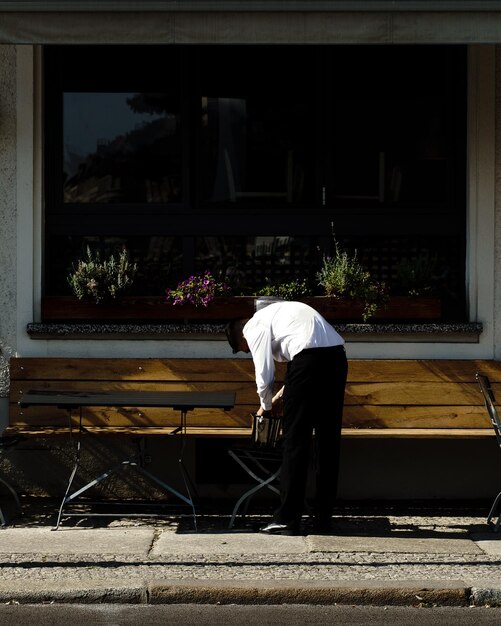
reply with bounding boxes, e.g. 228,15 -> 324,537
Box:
26,321 -> 483,343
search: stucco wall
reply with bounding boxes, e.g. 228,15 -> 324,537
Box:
0,45 -> 16,355
496,45 -> 501,358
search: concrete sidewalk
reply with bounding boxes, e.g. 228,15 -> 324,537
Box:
1,499 -> 501,607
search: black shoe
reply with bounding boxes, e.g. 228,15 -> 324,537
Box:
259,522 -> 300,536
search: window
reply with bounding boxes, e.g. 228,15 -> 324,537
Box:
43,45 -> 467,319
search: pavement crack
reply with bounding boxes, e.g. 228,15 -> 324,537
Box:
148,529 -> 162,557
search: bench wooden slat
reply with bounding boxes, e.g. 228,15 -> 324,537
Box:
11,380 -> 260,399
12,380 -> 488,403
11,380 -> 490,406
11,357 -> 501,384
345,382 -> 484,405
9,403 -> 491,429
9,406 -> 253,428
341,428 -> 493,439
4,426 -> 493,439
10,358 -> 286,383
4,426 -> 253,437
341,405 -> 491,429
347,359 -> 501,382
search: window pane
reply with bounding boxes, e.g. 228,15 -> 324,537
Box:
199,48 -> 317,206
63,92 -> 182,203
329,47 -> 457,208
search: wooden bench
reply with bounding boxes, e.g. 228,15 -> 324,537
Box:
6,357 -> 497,440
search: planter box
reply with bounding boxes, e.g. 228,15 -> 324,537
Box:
41,296 -> 256,322
304,296 -> 442,321
41,295 -> 442,323
378,295 -> 442,320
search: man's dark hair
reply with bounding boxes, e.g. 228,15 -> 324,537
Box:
225,318 -> 249,354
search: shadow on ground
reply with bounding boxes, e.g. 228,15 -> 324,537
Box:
0,496 -> 492,538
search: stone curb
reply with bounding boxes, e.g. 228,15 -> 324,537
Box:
470,587 -> 501,607
0,580 -> 147,604
147,579 -> 470,606
0,579 -> 482,607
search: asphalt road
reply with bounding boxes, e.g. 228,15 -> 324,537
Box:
1,604 -> 501,625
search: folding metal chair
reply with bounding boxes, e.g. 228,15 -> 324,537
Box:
228,414 -> 283,529
476,372 -> 501,532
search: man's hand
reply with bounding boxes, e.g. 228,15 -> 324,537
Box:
256,407 -> 272,418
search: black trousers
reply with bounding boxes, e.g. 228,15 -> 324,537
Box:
274,345 -> 348,527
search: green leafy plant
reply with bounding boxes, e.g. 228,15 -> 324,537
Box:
257,278 -> 312,301
317,241 -> 387,322
166,270 -> 230,307
68,246 -> 138,304
393,252 -> 439,296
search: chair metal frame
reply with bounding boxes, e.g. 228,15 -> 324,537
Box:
228,414 -> 283,529
476,372 -> 501,531
228,447 -> 282,529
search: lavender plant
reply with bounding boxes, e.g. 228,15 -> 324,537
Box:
317,240 -> 387,322
68,246 -> 138,304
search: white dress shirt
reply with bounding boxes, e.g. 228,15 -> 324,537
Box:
243,301 -> 345,410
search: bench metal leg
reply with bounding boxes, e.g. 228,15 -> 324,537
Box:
138,463 -> 197,531
57,457 -> 198,530
56,408 -> 198,530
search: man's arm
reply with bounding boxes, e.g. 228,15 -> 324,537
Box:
244,320 -> 275,411
256,386 -> 284,417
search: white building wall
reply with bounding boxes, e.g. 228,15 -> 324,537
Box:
495,45 -> 501,358
0,45 -> 17,353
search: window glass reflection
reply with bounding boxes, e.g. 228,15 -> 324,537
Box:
199,48 -> 316,206
63,93 -> 182,203
201,97 -> 309,204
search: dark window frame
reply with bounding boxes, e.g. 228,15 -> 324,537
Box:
43,44 -> 467,319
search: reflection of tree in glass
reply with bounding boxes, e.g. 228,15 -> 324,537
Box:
126,93 -> 177,116
63,93 -> 181,204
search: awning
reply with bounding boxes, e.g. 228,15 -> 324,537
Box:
0,2 -> 501,44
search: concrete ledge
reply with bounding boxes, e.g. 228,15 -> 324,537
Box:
148,579 -> 470,606
0,580 -> 147,604
26,321 -> 482,344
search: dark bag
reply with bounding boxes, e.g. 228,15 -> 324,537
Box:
251,413 -> 282,448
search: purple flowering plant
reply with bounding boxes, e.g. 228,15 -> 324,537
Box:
165,270 -> 230,307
